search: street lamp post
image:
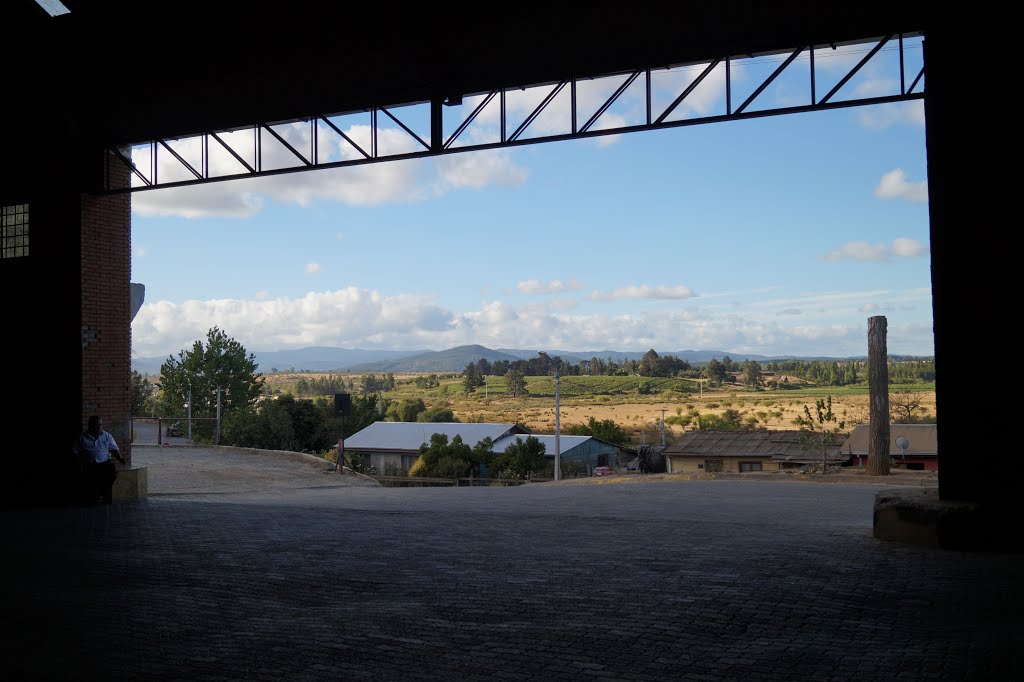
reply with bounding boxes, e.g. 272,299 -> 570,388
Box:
187,383 -> 192,444
554,369 -> 561,482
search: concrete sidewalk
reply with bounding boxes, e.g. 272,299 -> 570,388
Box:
2,447 -> 1021,680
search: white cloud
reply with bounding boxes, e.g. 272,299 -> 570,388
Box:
650,61 -> 730,119
305,262 -> 322,274
516,278 -> 582,294
777,308 -> 802,316
822,242 -> 888,262
859,303 -> 879,313
874,168 -> 928,203
890,238 -> 929,258
822,238 -> 929,262
852,78 -> 899,98
432,150 -> 528,192
745,288 -> 933,312
131,123 -> 527,220
590,284 -> 696,301
133,181 -> 265,219
858,101 -> 925,130
131,287 -> 934,360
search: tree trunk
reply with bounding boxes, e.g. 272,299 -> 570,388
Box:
866,316 -> 890,475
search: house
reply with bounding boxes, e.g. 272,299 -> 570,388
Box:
844,423 -> 938,471
490,434 -> 631,472
344,422 -> 528,473
663,430 -> 848,474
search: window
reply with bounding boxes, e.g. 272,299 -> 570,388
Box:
704,459 -> 724,473
1,204 -> 29,259
739,461 -> 763,472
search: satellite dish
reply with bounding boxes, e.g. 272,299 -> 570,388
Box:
895,435 -> 909,466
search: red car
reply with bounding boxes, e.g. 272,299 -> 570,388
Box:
593,466 -> 615,477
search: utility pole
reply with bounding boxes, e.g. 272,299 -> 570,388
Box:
554,369 -> 561,482
187,383 -> 192,445
659,408 -> 667,447
215,386 -> 222,446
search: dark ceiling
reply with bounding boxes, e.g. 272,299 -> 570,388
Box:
3,0 -> 935,191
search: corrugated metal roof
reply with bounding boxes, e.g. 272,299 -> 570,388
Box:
664,430 -> 848,462
845,423 -> 938,455
491,434 -> 594,456
344,422 -> 525,451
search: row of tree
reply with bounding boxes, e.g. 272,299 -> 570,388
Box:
405,433 -> 551,480
460,353 -> 935,392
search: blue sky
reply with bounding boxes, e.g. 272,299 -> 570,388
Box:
130,41 -> 932,361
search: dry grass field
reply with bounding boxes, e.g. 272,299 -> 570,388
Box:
263,371 -> 936,443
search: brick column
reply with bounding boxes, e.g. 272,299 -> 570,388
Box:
80,152 -> 133,464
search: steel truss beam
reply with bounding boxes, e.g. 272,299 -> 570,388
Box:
103,33 -> 924,194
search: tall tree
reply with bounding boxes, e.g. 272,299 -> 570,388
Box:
742,360 -> 763,389
638,349 -> 661,376
159,326 -> 264,440
705,358 -> 726,386
462,363 -> 484,394
505,369 -> 527,398
130,370 -> 153,416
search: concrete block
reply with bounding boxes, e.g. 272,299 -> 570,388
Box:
873,487 -> 990,551
113,466 -> 148,502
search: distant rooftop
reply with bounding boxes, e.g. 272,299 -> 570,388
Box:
345,422 -> 526,452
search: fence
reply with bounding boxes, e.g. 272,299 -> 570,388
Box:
130,417 -> 218,445
369,475 -> 554,487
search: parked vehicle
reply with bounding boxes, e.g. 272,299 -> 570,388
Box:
593,466 -> 615,477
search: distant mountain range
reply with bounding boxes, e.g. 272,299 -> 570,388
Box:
131,343 -> 909,375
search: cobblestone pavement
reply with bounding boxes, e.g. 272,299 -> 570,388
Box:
2,448 -> 1021,681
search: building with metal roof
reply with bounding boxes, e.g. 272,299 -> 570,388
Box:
663,430 -> 848,474
490,434 -> 630,473
344,422 -> 528,473
845,423 -> 938,471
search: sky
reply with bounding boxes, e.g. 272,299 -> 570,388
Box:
129,40 -> 932,362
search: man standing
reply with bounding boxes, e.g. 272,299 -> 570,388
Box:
77,415 -> 124,504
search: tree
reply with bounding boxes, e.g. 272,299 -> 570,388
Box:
462,363 -> 484,394
564,417 -> 630,446
131,370 -> 154,416
705,358 -> 726,386
742,360 -> 763,389
638,349 -> 661,376
387,398 -> 426,422
418,405 -> 457,422
794,396 -> 846,473
411,433 -> 482,479
159,326 -> 264,442
698,409 -> 744,431
491,435 -> 546,479
890,391 -> 928,423
505,369 -> 527,398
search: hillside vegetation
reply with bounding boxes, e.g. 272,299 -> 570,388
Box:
261,370 -> 936,444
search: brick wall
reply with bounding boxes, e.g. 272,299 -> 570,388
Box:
80,153 -> 133,464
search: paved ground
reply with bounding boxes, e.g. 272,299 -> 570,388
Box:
2,447 -> 1021,680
